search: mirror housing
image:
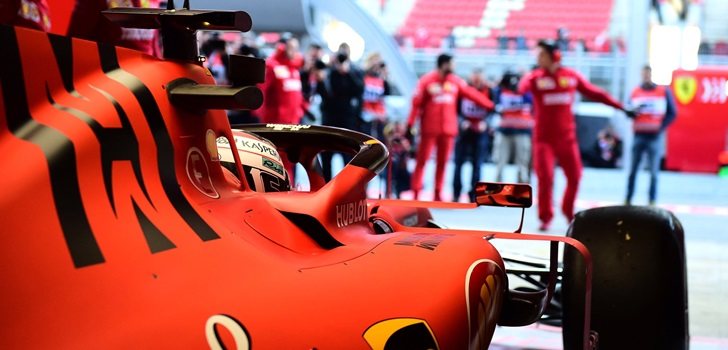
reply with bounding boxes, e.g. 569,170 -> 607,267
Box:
474,182 -> 532,208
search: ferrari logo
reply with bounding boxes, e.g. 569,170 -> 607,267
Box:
674,76 -> 697,105
558,77 -> 574,88
442,82 -> 455,92
427,83 -> 442,95
535,77 -> 555,90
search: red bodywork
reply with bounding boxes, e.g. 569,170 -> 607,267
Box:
0,19 -> 592,349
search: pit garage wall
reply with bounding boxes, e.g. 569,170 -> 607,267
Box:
669,68 -> 728,173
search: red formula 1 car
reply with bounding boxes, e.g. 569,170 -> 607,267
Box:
0,3 -> 688,349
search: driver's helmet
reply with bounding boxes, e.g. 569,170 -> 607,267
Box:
216,129 -> 290,192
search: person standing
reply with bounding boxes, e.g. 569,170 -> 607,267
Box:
452,68 -> 493,202
625,65 -> 677,205
494,72 -> 534,184
362,52 -> 390,142
259,35 -> 305,125
258,35 -> 305,176
317,42 -> 365,182
408,53 -> 494,201
519,40 -> 627,230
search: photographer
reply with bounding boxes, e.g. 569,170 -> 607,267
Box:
317,43 -> 365,181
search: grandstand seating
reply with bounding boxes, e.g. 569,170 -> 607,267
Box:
398,0 -> 614,50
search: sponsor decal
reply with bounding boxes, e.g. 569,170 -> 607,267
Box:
335,199 -> 367,228
186,147 -> 220,198
363,318 -> 439,350
394,233 -> 453,251
233,136 -> 279,158
266,124 -> 311,131
282,78 -> 302,92
442,81 -> 455,92
432,93 -> 455,104
273,65 -> 290,79
700,76 -> 727,104
673,75 -> 697,105
558,76 -> 575,88
542,92 -> 572,105
262,157 -> 284,175
535,77 -> 555,90
632,96 -> 667,115
205,314 -> 250,350
427,82 -> 442,94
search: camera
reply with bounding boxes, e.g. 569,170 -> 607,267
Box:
336,52 -> 349,64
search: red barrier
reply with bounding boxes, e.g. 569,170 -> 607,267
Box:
669,68 -> 728,173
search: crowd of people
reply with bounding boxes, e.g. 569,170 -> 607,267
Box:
1,1 -> 678,230
229,34 -> 676,231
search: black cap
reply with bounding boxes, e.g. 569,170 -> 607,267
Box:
500,71 -> 520,90
278,32 -> 293,44
437,53 -> 453,68
537,39 -> 559,56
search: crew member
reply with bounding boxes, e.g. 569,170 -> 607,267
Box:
452,68 -> 493,202
258,35 -> 305,176
494,72 -> 533,184
408,53 -> 494,201
519,40 -> 627,230
259,34 -> 305,125
625,65 -> 677,205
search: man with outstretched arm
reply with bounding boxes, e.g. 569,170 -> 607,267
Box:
519,40 -> 631,230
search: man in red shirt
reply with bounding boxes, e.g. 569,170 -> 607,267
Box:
625,65 -> 676,205
258,35 -> 305,177
408,54 -> 494,201
259,35 -> 305,126
519,40 -> 628,230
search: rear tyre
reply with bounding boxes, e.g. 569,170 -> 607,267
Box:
562,206 -> 688,350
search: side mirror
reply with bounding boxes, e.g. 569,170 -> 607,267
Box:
474,182 -> 532,208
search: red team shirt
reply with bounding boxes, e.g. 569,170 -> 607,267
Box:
518,67 -> 623,143
408,71 -> 494,136
630,85 -> 668,133
259,46 -> 305,124
363,75 -> 387,118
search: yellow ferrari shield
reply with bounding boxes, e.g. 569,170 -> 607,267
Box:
673,76 -> 697,105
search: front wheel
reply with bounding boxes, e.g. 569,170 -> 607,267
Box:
562,206 -> 689,350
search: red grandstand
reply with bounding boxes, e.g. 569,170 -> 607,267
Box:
398,0 -> 614,50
